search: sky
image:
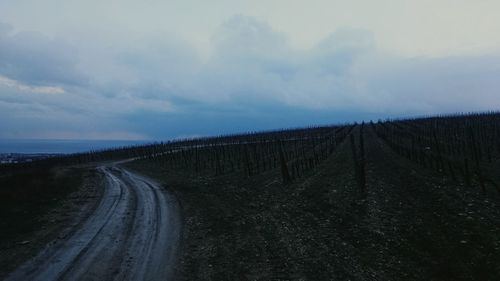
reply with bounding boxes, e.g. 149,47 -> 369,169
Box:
1,0 -> 500,140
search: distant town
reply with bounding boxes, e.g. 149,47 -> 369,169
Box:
0,153 -> 61,164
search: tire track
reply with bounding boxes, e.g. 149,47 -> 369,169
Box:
5,164 -> 181,281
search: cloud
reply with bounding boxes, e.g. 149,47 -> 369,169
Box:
0,25 -> 86,86
212,15 -> 290,60
184,16 -> 375,109
1,15 -> 499,140
0,75 -> 65,94
353,54 -> 500,114
0,22 -> 13,37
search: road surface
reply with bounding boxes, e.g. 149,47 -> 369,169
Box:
6,165 -> 181,281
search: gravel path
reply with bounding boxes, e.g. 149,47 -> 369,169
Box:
5,164 -> 181,281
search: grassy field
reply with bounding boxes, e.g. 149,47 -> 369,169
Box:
126,125 -> 500,280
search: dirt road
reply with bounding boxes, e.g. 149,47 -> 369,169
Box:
5,165 -> 181,281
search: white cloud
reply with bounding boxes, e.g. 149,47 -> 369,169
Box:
0,75 -> 65,94
2,0 -> 500,57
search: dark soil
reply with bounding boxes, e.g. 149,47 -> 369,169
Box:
126,126 -> 500,281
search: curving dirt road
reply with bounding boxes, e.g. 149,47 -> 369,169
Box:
5,165 -> 181,281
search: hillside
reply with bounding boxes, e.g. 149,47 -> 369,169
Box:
2,112 -> 500,280
124,113 -> 500,280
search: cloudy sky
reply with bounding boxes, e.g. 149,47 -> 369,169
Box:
1,0 -> 499,140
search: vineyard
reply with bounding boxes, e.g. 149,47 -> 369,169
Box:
2,112 -> 500,280
39,112 -> 496,196
374,112 -> 500,194
6,112 -> 498,193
